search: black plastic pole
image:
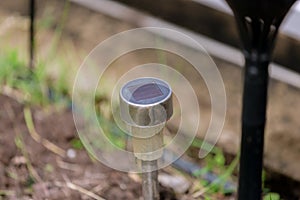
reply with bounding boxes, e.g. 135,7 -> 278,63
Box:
224,1 -> 297,199
238,53 -> 270,200
29,0 -> 35,69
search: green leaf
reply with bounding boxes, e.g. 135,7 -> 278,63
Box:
214,152 -> 226,167
263,193 -> 280,200
71,138 -> 84,149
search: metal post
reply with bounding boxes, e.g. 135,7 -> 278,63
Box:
29,0 -> 35,69
142,161 -> 159,200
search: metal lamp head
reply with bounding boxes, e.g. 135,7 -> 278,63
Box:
119,77 -> 173,127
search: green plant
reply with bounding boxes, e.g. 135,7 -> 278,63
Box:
0,49 -> 71,106
45,0 -> 70,64
191,138 -> 227,171
96,113 -> 127,149
0,50 -> 45,104
263,192 -> 280,200
191,138 -> 239,194
70,138 -> 84,150
0,50 -> 27,87
0,0 -> 73,106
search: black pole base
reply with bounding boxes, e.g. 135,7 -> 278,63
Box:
238,56 -> 269,200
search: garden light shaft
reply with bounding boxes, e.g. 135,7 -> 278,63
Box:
224,0 -> 297,199
119,77 -> 173,200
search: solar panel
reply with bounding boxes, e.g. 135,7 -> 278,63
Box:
128,83 -> 164,102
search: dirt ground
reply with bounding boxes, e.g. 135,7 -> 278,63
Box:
0,94 -> 146,199
1,0 -> 300,199
0,94 -> 236,200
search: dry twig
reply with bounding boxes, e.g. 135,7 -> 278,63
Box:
66,182 -> 106,200
24,107 -> 66,157
59,175 -> 106,200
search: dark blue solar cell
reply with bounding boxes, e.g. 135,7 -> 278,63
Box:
128,83 -> 163,101
121,78 -> 171,105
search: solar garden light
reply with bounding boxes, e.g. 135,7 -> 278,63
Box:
119,77 -> 173,200
224,0 -> 297,199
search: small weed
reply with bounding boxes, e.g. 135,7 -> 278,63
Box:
191,138 -> 239,195
0,0 -> 72,106
191,138 -> 231,172
0,49 -> 71,106
70,138 -> 84,150
97,114 -> 127,149
263,192 -> 280,200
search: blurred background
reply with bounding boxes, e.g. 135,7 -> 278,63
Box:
0,0 -> 299,199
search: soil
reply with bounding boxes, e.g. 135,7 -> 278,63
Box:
0,94 -> 233,200
0,94 -> 144,199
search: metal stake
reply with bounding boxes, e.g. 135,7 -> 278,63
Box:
142,161 -> 159,200
29,0 -> 35,69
